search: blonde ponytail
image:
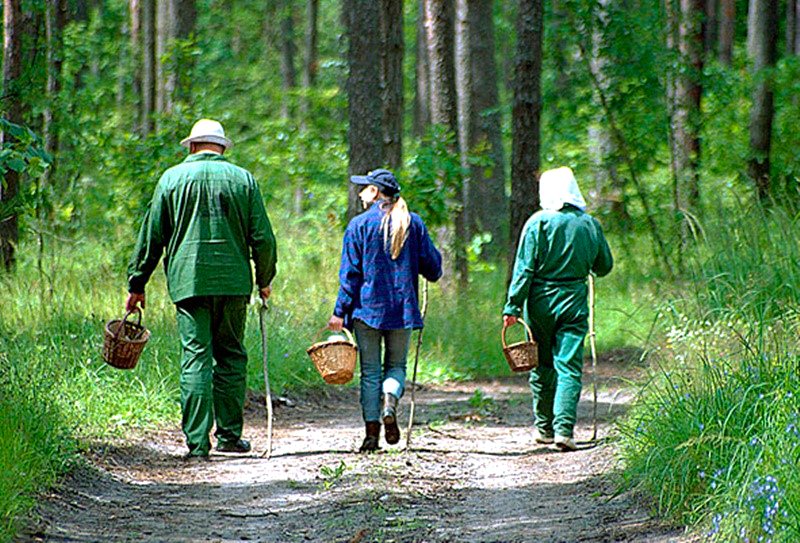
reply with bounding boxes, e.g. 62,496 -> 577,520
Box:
380,196 -> 411,260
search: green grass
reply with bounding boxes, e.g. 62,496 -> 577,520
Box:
618,204 -> 800,541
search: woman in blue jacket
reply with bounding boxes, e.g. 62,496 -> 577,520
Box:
328,169 -> 443,452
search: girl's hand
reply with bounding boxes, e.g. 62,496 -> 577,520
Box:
328,315 -> 344,331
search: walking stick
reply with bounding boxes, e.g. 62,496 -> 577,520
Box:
258,299 -> 273,459
588,274 -> 599,442
404,280 -> 429,450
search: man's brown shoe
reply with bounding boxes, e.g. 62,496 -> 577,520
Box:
359,422 -> 381,453
382,394 -> 400,445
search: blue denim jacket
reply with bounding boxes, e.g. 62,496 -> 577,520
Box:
334,201 -> 443,330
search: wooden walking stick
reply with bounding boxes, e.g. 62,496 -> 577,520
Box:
588,274 -> 599,442
259,299 -> 273,459
404,280 -> 429,450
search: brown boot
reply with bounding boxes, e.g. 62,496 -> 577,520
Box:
359,422 -> 381,453
382,393 -> 400,445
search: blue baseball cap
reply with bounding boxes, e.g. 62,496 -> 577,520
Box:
350,168 -> 401,196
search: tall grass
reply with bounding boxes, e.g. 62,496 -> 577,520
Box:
618,204 -> 800,541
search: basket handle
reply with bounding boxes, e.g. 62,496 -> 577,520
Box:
314,326 -> 356,345
115,308 -> 143,340
501,319 -> 534,348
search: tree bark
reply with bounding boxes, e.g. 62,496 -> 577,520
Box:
704,0 -> 717,56
413,1 -> 431,137
279,0 -> 297,120
129,0 -> 142,131
44,0 -> 67,176
667,0 -> 703,249
717,0 -> 734,64
173,0 -> 196,104
1,0 -> 23,271
156,0 -> 175,115
455,0 -> 471,232
303,0 -> 319,89
747,0 -> 778,199
140,0 -> 156,134
787,0 -> 798,55
425,0 -> 467,289
468,0 -> 506,248
345,0 -> 383,220
380,0 -> 404,170
509,0 -> 543,278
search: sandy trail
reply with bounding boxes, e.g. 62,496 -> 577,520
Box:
21,358 -> 693,543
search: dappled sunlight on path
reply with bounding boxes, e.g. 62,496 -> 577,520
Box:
21,374 -> 693,543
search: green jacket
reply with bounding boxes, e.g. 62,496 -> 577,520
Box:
503,206 -> 612,322
127,152 -> 277,303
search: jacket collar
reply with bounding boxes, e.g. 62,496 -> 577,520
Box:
183,152 -> 228,164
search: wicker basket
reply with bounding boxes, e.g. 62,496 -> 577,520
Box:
306,327 -> 357,385
103,308 -> 151,370
502,319 -> 538,372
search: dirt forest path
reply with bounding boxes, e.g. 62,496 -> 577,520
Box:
21,356 -> 694,543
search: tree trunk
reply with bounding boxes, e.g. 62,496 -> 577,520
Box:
140,0 -> 156,134
667,0 -> 703,253
787,0 -> 797,55
129,0 -> 142,131
704,0 -> 717,56
279,0 -> 297,120
380,0 -> 404,170
413,1 -> 431,137
1,0 -> 23,271
425,0 -> 467,289
156,0 -> 175,115
455,0 -> 471,232
717,0 -> 734,64
795,0 -> 800,54
509,0 -> 543,278
44,0 -> 67,177
303,0 -> 319,89
173,0 -> 196,104
468,0 -> 506,249
747,0 -> 778,199
345,0 -> 383,220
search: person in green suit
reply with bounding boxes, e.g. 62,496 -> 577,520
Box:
503,167 -> 613,452
126,119 -> 277,461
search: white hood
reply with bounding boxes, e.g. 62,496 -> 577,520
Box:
539,167 -> 586,212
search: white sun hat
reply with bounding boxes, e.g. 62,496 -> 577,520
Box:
180,119 -> 233,149
539,166 -> 586,211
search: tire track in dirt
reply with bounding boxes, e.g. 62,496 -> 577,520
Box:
20,370 -> 695,543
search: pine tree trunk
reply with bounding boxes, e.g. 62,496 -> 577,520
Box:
509,0 -> 543,278
704,0 -> 717,56
413,1 -> 431,137
44,0 -> 67,177
380,0 -> 404,170
787,0 -> 797,55
173,0 -> 196,104
718,0 -> 734,64
455,0 -> 471,234
129,0 -> 142,131
345,0 -> 383,220
676,0 -> 703,212
140,0 -> 156,134
468,0 -> 506,249
1,0 -> 23,271
747,0 -> 778,199
279,0 -> 297,120
425,0 -> 467,290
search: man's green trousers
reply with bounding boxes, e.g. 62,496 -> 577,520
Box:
175,296 -> 249,456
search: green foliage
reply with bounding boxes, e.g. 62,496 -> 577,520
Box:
619,206 -> 800,541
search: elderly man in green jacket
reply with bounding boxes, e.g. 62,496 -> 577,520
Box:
126,119 -> 277,461
503,167 -> 612,452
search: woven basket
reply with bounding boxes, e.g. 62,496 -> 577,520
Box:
306,327 -> 357,385
502,319 -> 538,372
103,308 -> 150,370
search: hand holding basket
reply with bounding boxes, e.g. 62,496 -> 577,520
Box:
306,327 -> 358,384
501,319 -> 538,372
103,308 -> 150,370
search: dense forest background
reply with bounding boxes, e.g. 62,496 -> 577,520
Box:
2,0 -> 800,541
